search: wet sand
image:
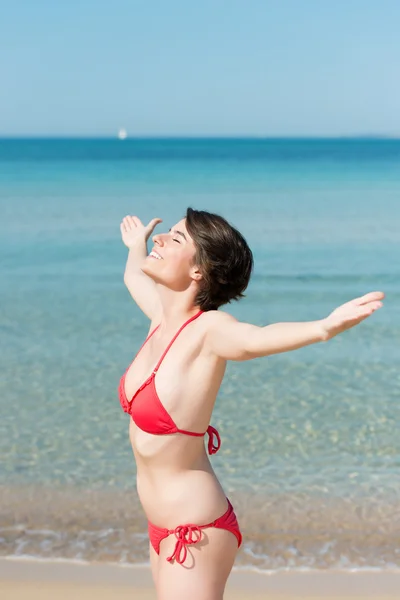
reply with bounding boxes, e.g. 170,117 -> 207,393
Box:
1,559 -> 400,599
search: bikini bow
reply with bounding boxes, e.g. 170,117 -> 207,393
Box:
207,425 -> 221,455
166,524 -> 203,564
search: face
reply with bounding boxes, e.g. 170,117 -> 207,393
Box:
141,218 -> 201,290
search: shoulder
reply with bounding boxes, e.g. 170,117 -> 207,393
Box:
200,310 -> 258,361
200,309 -> 239,339
201,309 -> 238,326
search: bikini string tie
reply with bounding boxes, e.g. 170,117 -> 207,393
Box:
166,525 -> 203,564
207,425 -> 221,455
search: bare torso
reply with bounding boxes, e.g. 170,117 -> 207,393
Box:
124,311 -> 229,527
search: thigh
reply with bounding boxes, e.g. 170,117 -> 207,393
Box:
156,527 -> 238,600
149,541 -> 160,590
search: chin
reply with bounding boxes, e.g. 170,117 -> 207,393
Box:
140,258 -> 155,277
141,260 -> 187,290
141,258 -> 164,283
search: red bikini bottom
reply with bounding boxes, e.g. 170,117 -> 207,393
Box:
148,498 -> 242,565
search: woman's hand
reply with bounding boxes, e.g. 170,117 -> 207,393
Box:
120,215 -> 162,249
321,291 -> 385,341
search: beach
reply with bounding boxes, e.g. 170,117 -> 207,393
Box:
2,559 -> 400,600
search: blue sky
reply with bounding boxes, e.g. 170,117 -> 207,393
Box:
1,0 -> 399,136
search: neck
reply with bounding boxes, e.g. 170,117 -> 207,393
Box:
155,284 -> 201,330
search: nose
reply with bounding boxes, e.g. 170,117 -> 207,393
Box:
152,232 -> 165,246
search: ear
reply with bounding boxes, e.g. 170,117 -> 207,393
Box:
190,265 -> 203,282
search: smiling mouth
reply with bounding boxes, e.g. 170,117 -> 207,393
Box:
148,250 -> 163,260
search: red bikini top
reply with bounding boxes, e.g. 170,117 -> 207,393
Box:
118,310 -> 221,455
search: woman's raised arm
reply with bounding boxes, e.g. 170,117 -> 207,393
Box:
205,291 -> 385,361
120,215 -> 162,320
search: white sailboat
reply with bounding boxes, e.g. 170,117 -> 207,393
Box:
118,128 -> 127,140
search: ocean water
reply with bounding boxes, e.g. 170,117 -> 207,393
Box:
1,138 -> 399,571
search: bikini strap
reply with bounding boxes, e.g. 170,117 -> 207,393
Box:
152,310 -> 203,374
134,324 -> 160,358
175,424 -> 221,455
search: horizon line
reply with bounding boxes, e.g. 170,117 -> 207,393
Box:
0,134 -> 399,141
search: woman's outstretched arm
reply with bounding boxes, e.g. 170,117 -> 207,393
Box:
205,291 -> 385,361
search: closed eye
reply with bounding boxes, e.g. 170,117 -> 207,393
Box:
168,228 -> 181,243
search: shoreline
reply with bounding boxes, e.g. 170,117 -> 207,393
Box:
3,554 -> 400,575
1,558 -> 400,599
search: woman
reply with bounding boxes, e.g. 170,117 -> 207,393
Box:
119,208 -> 384,600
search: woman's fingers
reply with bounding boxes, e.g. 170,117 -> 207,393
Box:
121,215 -> 144,230
372,300 -> 383,309
351,302 -> 382,324
356,301 -> 381,315
323,291 -> 384,340
131,216 -> 142,227
123,216 -> 134,229
120,215 -> 160,244
145,217 -> 162,233
353,291 -> 385,306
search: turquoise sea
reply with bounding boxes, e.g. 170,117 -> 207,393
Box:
1,138 -> 399,571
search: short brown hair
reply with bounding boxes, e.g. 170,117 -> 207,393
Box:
185,207 -> 254,311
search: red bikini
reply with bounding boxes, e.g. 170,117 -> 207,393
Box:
119,310 -> 220,454
118,310 -> 242,564
148,498 -> 242,565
